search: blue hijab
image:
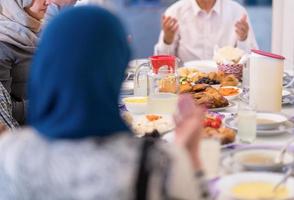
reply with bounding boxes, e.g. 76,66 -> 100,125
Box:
28,6 -> 131,139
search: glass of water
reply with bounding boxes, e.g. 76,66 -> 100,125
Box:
237,102 -> 256,143
199,138 -> 221,179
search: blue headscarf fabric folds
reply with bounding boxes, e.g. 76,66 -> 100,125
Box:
28,6 -> 131,139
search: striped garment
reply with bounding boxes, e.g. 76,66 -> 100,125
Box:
0,83 -> 18,128
0,130 -> 211,200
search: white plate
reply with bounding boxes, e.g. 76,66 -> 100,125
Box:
209,101 -> 236,112
183,60 -> 218,73
256,113 -> 288,130
234,149 -> 294,169
224,116 -> 293,136
217,172 -> 294,200
131,114 -> 174,136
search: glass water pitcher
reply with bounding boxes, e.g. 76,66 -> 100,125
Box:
134,55 -> 180,114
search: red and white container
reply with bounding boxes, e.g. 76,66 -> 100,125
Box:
249,49 -> 285,112
217,63 -> 243,80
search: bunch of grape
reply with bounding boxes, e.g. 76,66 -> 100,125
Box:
195,77 -> 220,85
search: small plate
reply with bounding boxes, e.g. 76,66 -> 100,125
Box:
224,116 -> 293,136
183,60 -> 218,73
216,172 -> 294,200
209,101 -> 236,112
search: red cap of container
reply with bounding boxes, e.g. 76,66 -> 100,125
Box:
149,55 -> 176,74
251,49 -> 285,60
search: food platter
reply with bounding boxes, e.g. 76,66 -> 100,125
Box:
130,114 -> 175,137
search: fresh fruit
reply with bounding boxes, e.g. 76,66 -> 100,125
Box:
211,120 -> 221,129
203,112 -> 223,128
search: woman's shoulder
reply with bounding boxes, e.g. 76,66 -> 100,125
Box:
0,127 -> 42,150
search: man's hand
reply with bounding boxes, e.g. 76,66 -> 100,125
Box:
48,0 -> 77,7
162,15 -> 179,45
235,15 -> 249,42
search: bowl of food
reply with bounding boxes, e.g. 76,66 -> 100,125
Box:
232,148 -> 294,171
219,86 -> 242,100
256,113 -> 288,130
122,96 -> 148,114
214,46 -> 245,80
217,172 -> 294,200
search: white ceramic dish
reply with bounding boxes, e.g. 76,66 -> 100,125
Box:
224,116 -> 293,136
217,172 -> 294,200
183,60 -> 218,73
227,148 -> 294,171
219,86 -> 242,101
256,113 -> 288,130
122,96 -> 147,114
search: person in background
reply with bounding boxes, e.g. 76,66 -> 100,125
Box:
154,0 -> 258,62
0,0 -> 49,124
0,6 -> 210,200
44,0 -> 78,22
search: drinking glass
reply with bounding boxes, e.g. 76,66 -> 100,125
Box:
237,102 -> 256,143
199,138 -> 221,179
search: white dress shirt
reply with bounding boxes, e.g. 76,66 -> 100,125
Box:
154,0 -> 258,62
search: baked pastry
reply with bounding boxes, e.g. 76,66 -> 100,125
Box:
192,84 -> 210,92
215,71 -> 225,82
221,75 -> 239,86
202,127 -> 236,144
191,85 -> 229,108
179,83 -> 192,93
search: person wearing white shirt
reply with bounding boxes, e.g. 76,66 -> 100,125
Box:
154,0 -> 258,62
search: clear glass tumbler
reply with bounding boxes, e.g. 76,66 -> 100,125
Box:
237,102 -> 256,144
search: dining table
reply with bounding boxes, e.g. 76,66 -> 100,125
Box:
120,60 -> 294,200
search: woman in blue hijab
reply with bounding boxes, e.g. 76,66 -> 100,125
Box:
28,4 -> 130,139
0,6 -> 209,200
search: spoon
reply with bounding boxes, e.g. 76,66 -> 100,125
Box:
272,168 -> 293,192
275,137 -> 294,165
